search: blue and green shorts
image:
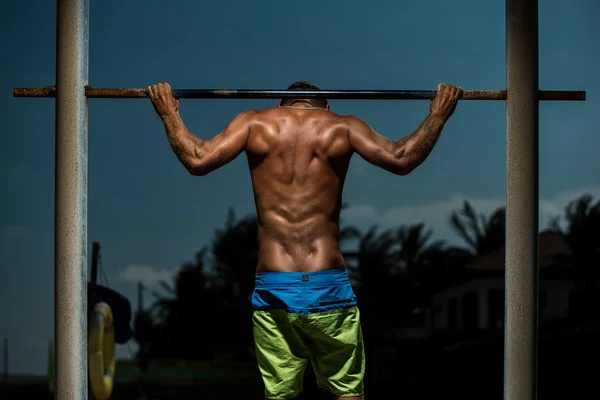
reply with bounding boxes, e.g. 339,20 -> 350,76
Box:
251,269 -> 365,399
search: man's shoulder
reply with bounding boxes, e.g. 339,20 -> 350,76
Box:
340,115 -> 371,133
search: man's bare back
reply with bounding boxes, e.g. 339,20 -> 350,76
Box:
247,106 -> 353,272
148,81 -> 462,274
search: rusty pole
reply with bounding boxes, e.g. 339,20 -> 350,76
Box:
505,0 -> 539,400
54,0 -> 89,399
13,86 -> 585,101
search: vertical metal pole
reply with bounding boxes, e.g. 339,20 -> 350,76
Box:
55,0 -> 89,399
505,0 -> 539,400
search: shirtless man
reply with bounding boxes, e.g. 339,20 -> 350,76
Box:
148,81 -> 462,399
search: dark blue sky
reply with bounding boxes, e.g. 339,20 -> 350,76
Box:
1,0 -> 598,374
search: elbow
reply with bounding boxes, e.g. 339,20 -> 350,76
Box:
394,167 -> 412,176
188,167 -> 207,176
396,156 -> 422,175
390,154 -> 415,175
187,165 -> 210,176
380,157 -> 412,175
391,162 -> 414,176
185,158 -> 209,176
391,145 -> 418,175
186,143 -> 213,176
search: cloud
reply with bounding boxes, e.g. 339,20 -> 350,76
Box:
1,225 -> 36,240
342,186 -> 600,245
116,264 -> 178,291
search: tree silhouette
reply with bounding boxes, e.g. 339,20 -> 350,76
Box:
148,248 -> 224,359
549,194 -> 600,318
449,200 -> 506,256
395,223 -> 446,327
211,208 -> 259,304
347,226 -> 400,328
396,223 -> 445,276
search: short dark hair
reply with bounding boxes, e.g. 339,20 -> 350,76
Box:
281,81 -> 328,108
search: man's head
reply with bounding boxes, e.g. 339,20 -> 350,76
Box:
279,81 -> 329,110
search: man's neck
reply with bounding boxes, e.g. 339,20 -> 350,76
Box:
283,101 -> 324,110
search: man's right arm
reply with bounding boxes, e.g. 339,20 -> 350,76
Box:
347,84 -> 461,175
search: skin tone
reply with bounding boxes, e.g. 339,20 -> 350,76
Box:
148,82 -> 462,400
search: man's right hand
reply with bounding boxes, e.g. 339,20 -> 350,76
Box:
429,83 -> 462,121
147,82 -> 180,121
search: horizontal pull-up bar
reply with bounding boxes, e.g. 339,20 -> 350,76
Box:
13,86 -> 586,101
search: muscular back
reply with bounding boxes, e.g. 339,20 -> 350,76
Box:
153,82 -> 456,272
246,108 -> 353,272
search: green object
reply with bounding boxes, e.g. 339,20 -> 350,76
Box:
253,307 -> 365,399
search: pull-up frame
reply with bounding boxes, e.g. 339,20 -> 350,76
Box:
13,0 -> 586,400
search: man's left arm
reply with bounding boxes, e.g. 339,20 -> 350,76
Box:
148,83 -> 254,176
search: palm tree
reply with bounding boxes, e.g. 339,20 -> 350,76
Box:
210,208 -> 259,304
549,194 -> 600,317
395,223 -> 446,326
449,200 -> 506,257
396,223 -> 445,275
347,226 -> 400,324
344,226 -> 400,393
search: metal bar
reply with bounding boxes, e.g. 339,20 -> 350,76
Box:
13,86 -> 586,101
54,0 -> 89,399
505,0 -> 539,400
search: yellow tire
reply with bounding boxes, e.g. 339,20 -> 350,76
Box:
88,302 -> 116,400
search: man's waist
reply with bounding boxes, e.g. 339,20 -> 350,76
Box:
252,269 -> 357,314
257,223 -> 341,246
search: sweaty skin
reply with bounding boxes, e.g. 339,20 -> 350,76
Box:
148,83 -> 461,273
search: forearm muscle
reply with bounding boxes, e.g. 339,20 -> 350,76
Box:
395,114 -> 446,170
162,113 -> 205,170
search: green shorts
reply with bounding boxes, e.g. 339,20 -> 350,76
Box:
251,270 -> 365,399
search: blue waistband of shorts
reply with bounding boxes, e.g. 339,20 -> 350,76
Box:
252,269 -> 357,314
254,269 -> 352,288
